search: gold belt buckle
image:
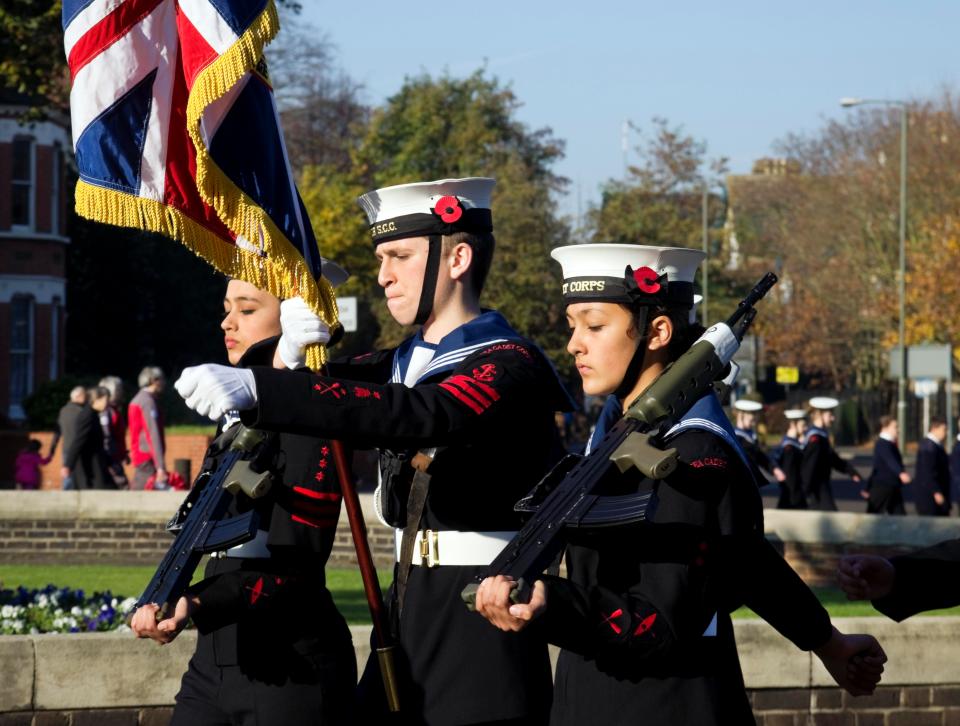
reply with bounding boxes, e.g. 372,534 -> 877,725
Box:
419,529 -> 439,568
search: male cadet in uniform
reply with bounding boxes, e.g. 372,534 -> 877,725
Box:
863,415 -> 910,515
914,416 -> 951,516
733,398 -> 786,486
775,409 -> 808,509
175,178 -> 572,726
801,397 -> 861,511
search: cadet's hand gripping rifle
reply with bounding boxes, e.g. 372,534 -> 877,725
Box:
134,425 -> 275,619
462,272 -> 777,607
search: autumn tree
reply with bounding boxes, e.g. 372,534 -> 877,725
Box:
729,91 -> 960,391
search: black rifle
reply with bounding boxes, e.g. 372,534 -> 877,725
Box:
135,425 -> 276,618
462,273 -> 777,607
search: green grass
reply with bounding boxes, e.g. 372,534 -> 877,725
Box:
0,564 -> 393,624
165,424 -> 217,436
4,566 -> 959,622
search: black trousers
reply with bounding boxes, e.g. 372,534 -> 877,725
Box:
171,636 -> 356,726
867,484 -> 905,515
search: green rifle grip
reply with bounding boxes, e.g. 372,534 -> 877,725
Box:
610,432 -> 678,480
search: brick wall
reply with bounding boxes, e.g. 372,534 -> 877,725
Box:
750,685 -> 960,725
5,689 -> 960,726
0,517 -> 171,565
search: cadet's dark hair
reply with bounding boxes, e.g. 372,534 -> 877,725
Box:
931,416 -> 947,429
442,231 -> 496,297
879,415 -> 895,430
629,304 -> 702,362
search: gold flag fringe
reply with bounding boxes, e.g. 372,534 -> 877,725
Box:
183,0 -> 339,369
73,0 -> 339,370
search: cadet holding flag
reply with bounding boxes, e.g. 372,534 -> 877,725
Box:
176,177 -> 573,725
473,243 -> 886,726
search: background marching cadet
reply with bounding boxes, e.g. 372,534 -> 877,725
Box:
174,177 -> 573,725
801,397 -> 861,511
131,265 -> 357,726
863,415 -> 910,515
914,416 -> 951,516
775,409 -> 808,509
733,398 -> 786,487
473,243 -> 886,726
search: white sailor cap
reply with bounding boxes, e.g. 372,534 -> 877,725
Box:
733,399 -> 764,412
550,243 -> 704,307
784,409 -> 807,420
357,177 -> 495,246
690,293 -> 703,324
808,396 -> 840,411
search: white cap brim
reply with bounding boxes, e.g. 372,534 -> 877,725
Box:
809,396 -> 840,410
734,399 -> 763,412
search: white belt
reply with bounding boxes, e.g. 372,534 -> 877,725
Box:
225,529 -> 271,559
394,529 -> 517,568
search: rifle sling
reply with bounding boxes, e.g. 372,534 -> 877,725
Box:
396,450 -> 435,612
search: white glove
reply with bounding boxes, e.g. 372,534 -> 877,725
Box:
175,365 -> 258,421
278,297 -> 331,369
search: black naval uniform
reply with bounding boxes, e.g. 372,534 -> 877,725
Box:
801,426 -> 858,511
775,435 -> 806,509
914,435 -> 951,516
872,538 -> 960,620
240,317 -> 571,726
172,339 -> 355,726
866,436 -> 906,515
734,426 -> 777,485
542,394 -> 832,726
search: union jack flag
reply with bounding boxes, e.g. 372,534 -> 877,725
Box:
63,0 -> 338,363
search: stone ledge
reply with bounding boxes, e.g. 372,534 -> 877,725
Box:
764,509 -> 960,547
2,618 -> 959,712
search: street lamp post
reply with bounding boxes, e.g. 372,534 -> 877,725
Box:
840,97 -> 908,449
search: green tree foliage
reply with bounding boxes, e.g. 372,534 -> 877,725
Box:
343,70 -> 573,368
0,0 -> 68,117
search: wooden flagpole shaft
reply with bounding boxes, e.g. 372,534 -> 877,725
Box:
329,439 -> 401,712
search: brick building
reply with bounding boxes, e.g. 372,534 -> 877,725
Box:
0,94 -> 69,422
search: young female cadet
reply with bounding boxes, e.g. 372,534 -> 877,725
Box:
474,244 -> 886,726
131,268 -> 357,726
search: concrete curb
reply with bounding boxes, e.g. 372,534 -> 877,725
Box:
1,618 -> 958,712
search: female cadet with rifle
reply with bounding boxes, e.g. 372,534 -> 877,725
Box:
130,268 -> 355,726
473,243 -> 887,725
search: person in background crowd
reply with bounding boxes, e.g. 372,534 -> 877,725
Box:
132,267 -> 356,726
58,386 -> 115,490
14,440 -> 51,490
733,399 -> 786,486
862,416 -> 909,515
98,375 -> 129,488
915,416 -> 950,517
774,409 -> 808,509
128,367 -> 167,490
801,397 -> 861,511
951,419 -> 960,516
49,386 -> 87,490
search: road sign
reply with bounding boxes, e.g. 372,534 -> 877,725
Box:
888,344 -> 952,379
336,296 -> 357,332
776,366 -> 799,385
914,378 -> 939,398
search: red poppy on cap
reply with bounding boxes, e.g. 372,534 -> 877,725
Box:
633,266 -> 661,294
434,195 -> 463,223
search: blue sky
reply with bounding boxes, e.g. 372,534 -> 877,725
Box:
298,1 -> 958,219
